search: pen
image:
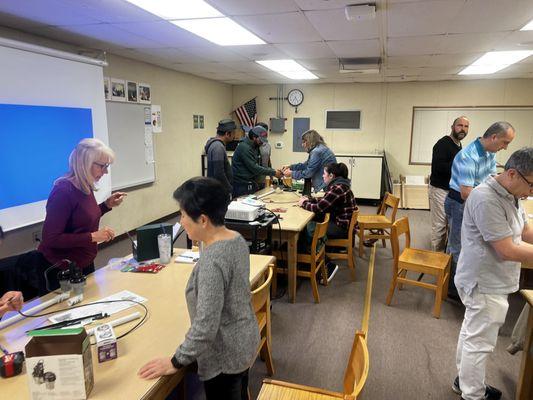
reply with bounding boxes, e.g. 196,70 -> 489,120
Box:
0,343 -> 10,355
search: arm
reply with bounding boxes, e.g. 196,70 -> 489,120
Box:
490,236 -> 533,263
241,148 -> 276,177
0,291 -> 23,317
301,188 -> 339,213
291,149 -> 322,180
460,185 -> 473,200
522,224 -> 533,244
210,145 -> 233,191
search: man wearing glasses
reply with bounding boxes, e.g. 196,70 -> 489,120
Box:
453,147 -> 533,400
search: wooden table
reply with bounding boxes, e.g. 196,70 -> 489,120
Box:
517,290 -> 533,400
259,189 -> 314,303
0,250 -> 274,399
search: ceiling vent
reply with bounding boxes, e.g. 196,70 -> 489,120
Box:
345,3 -> 376,21
339,57 -> 381,74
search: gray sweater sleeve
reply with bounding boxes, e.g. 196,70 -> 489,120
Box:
209,144 -> 232,191
174,259 -> 225,366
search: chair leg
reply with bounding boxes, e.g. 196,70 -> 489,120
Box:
348,244 -> 356,281
442,261 -> 451,300
358,225 -> 365,257
260,338 -> 275,376
386,271 -> 398,305
271,266 -> 278,298
380,229 -> 386,248
398,269 -> 407,290
433,271 -> 444,318
310,266 -> 321,303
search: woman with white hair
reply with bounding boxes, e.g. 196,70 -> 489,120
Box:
19,138 -> 126,296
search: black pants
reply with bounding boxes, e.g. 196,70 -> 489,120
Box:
232,181 -> 258,198
203,369 -> 249,400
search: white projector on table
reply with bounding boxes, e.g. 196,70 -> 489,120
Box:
225,201 -> 261,221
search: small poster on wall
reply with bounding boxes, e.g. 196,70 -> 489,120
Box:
111,78 -> 126,102
103,77 -> 111,101
138,83 -> 151,104
199,115 -> 204,129
151,105 -> 162,133
193,115 -> 199,129
127,81 -> 138,102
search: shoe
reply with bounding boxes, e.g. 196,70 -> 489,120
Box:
319,262 -> 339,285
452,376 -> 502,399
363,239 -> 378,247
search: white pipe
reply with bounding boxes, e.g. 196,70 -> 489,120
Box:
86,312 -> 142,336
0,37 -> 108,66
0,293 -> 70,330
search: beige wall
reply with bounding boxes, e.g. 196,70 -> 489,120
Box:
0,29 -> 232,258
233,79 -> 533,178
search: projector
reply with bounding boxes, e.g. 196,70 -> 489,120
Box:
345,3 -> 376,21
225,201 -> 261,221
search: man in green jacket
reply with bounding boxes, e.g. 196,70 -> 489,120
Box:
232,126 -> 281,198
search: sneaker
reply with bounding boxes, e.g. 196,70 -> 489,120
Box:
319,262 -> 339,285
452,376 -> 502,399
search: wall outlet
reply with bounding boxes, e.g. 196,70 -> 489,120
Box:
275,141 -> 283,149
32,231 -> 42,243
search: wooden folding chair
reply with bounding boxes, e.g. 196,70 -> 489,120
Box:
256,245 -> 377,400
357,192 -> 400,257
326,208 -> 359,280
251,265 -> 275,376
386,217 -> 451,318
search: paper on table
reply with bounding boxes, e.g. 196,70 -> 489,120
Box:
48,290 -> 147,323
175,251 -> 200,264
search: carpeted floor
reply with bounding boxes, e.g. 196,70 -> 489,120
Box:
96,207 -> 526,400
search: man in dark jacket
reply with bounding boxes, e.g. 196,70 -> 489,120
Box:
205,119 -> 235,195
231,126 -> 281,198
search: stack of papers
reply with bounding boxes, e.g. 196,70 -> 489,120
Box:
175,251 -> 200,264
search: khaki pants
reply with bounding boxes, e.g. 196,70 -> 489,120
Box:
428,185 -> 448,252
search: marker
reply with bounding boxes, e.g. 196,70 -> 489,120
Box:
0,343 -> 10,355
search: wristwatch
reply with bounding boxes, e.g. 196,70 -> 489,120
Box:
170,355 -> 182,370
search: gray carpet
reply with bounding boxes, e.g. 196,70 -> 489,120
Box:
95,209 -> 525,399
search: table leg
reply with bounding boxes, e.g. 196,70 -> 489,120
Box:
287,232 -> 298,303
517,303 -> 533,400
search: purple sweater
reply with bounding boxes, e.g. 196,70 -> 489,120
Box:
38,179 -> 111,269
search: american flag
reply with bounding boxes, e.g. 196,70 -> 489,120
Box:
234,98 -> 257,128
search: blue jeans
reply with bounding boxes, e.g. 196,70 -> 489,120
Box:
444,195 -> 464,297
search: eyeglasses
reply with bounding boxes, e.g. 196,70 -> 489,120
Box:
94,162 -> 110,170
516,169 -> 533,189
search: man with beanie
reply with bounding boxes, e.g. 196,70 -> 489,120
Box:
205,119 -> 236,195
232,125 -> 281,198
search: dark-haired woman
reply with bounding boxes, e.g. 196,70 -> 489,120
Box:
139,177 -> 259,400
298,163 -> 357,281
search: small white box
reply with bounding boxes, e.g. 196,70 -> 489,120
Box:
95,324 -> 117,363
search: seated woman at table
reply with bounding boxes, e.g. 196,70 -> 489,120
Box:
298,162 -> 357,281
282,129 -> 337,192
15,138 -> 126,297
138,177 -> 259,400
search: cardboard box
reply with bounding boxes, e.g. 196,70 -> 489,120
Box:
94,324 -> 117,363
25,328 -> 94,400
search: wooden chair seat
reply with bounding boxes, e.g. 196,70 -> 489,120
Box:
326,208 -> 359,280
386,217 -> 451,318
358,193 -> 400,257
258,379 -> 346,399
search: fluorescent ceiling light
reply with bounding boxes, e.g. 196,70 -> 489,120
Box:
459,50 -> 533,75
256,60 -> 319,80
521,19 -> 533,31
172,18 -> 265,46
125,0 -> 223,19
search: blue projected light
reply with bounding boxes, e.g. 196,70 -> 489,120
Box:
0,104 -> 93,210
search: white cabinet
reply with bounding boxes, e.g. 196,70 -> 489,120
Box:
336,154 -> 383,200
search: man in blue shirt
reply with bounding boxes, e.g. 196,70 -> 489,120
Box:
444,121 -> 515,299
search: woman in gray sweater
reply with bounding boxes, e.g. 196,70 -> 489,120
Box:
138,177 -> 259,400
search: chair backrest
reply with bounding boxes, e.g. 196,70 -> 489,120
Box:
348,207 -> 360,243
251,265 -> 274,314
377,192 -> 400,222
391,217 -> 411,263
342,243 -> 375,397
310,213 -> 330,255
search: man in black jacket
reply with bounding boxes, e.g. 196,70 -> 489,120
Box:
429,116 -> 469,252
205,119 -> 236,195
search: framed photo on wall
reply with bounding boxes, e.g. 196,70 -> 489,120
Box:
138,83 -> 151,104
127,81 -> 138,102
103,77 -> 111,101
111,78 -> 126,102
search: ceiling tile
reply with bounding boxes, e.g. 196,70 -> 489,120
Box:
327,39 -> 380,58
208,0 -> 299,15
218,61 -> 271,73
439,32 -> 509,54
233,12 -> 322,43
387,55 -> 431,67
64,0 -> 161,23
225,44 -> 289,61
172,62 -> 238,74
30,25 -> 116,50
294,0 -> 360,11
387,35 -> 445,56
274,42 -> 336,59
426,53 -> 483,67
133,48 -> 209,64
298,58 -> 340,71
388,0 -> 465,37
0,12 -> 48,31
492,30 -> 533,51
304,8 -> 379,41
112,21 -> 211,47
176,44 -> 248,62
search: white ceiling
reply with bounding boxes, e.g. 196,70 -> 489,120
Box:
0,0 -> 533,84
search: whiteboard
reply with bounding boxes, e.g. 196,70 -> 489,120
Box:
106,102 -> 155,190
410,107 -> 533,165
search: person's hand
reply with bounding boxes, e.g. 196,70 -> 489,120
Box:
91,227 -> 115,243
105,192 -> 127,208
298,196 -> 308,207
281,165 -> 290,172
274,169 -> 282,179
0,291 -> 23,315
138,357 -> 178,380
283,168 -> 292,177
